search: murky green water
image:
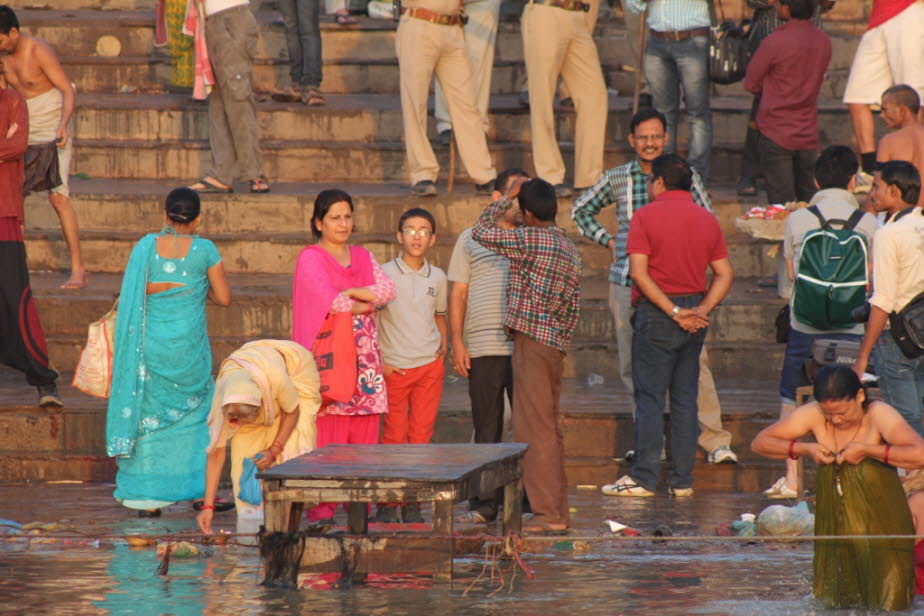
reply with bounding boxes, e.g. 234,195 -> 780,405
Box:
5,540 -> 922,615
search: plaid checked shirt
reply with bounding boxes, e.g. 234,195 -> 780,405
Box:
570,159 -> 712,286
471,196 -> 582,352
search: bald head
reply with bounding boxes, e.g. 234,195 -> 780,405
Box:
883,85 -> 921,114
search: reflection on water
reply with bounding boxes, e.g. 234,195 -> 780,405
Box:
8,540 -> 924,616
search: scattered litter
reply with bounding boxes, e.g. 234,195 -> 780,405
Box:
22,522 -> 61,532
74,173 -> 91,180
652,524 -> 672,537
576,484 -> 597,490
731,513 -> 757,537
125,535 -> 156,548
0,519 -> 22,535
569,507 -> 578,514
758,501 -> 814,537
156,541 -> 199,559
604,520 -> 639,536
551,540 -> 592,553
586,373 -> 604,387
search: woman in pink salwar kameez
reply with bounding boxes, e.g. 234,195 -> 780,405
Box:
291,189 -> 395,523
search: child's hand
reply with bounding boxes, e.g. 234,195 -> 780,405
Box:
383,363 -> 406,377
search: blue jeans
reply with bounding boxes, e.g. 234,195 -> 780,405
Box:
630,295 -> 706,492
873,331 -> 924,436
778,329 -> 861,405
643,34 -> 713,181
278,0 -> 322,88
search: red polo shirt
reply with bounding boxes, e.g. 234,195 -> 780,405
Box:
744,19 -> 831,152
626,190 -> 728,305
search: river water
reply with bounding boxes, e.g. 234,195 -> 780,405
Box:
2,485 -> 924,615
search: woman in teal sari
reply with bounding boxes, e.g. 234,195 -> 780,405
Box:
106,188 -> 231,516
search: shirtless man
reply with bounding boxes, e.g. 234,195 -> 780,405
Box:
878,84 -> 924,204
0,6 -> 84,289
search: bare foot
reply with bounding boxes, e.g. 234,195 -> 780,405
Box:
60,271 -> 87,289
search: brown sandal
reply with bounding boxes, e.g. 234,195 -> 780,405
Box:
250,176 -> 271,193
301,88 -> 325,106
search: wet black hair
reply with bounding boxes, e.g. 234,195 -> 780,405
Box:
651,153 -> 693,192
629,108 -> 667,134
493,168 -> 529,194
781,0 -> 815,20
878,160 -> 921,206
311,189 -> 354,239
814,145 -> 858,190
813,366 -> 866,405
883,84 -> 921,114
397,207 -> 436,234
0,6 -> 18,35
165,187 -> 201,224
517,178 -> 557,222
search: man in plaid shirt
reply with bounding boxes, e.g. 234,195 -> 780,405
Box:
571,108 -> 738,469
472,177 -> 581,532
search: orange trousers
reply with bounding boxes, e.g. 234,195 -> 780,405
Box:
382,357 -> 446,444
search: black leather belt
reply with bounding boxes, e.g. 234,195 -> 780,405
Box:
649,27 -> 710,41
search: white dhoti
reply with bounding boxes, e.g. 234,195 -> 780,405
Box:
26,88 -> 72,198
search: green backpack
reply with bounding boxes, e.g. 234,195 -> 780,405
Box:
792,206 -> 869,330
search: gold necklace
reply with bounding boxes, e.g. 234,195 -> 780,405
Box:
830,418 -> 864,497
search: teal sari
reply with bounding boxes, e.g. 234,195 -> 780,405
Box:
106,230 -> 217,509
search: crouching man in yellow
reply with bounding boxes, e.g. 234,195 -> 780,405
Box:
197,340 -> 321,535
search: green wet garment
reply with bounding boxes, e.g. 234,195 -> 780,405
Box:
813,458 -> 914,611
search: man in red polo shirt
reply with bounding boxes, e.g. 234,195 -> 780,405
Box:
605,153 -> 733,497
744,0 -> 831,205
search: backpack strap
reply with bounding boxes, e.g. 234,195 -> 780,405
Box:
844,208 -> 865,231
807,205 -> 827,228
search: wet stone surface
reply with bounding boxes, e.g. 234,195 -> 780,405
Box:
3,482 -> 922,614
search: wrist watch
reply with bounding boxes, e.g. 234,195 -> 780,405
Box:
670,305 -> 680,318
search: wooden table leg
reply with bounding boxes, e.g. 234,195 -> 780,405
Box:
347,502 -> 368,535
502,478 -> 523,535
288,502 -> 304,533
432,497 -> 454,583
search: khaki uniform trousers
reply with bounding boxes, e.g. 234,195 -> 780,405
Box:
397,15 -> 497,185
434,0 -> 502,134
204,5 -> 265,185
521,2 -> 607,188
609,283 -> 732,453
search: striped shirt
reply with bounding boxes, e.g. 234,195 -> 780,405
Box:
626,0 -> 710,32
447,227 -> 513,358
472,197 -> 582,352
747,0 -> 822,50
571,159 -> 712,286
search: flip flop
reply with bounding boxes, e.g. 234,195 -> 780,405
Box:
334,10 -> 358,25
302,88 -> 325,107
189,177 -> 233,193
456,510 -> 490,524
250,177 -> 271,193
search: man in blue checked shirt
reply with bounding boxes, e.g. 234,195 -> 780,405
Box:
571,108 -> 738,473
626,0 -> 712,182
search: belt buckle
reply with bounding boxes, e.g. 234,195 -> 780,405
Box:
436,13 -> 450,24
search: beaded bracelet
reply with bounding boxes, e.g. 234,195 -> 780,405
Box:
884,445 -> 891,466
788,440 -> 799,460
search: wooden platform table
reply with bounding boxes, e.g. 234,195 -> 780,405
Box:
257,443 -> 528,582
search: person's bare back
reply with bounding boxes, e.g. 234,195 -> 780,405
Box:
878,124 -> 924,205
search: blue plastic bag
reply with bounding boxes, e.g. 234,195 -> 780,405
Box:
238,454 -> 263,506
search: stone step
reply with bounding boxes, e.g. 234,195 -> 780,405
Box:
0,370 -> 787,484
25,179 -> 751,236
70,136 -> 747,183
26,7 -> 863,98
6,0 -> 155,9
24,225 -> 775,279
29,273 -> 782,345
72,93 -> 866,151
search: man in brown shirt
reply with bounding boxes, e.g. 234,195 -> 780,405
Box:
0,6 -> 84,289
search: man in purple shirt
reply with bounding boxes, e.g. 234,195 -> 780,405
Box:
744,0 -> 831,204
